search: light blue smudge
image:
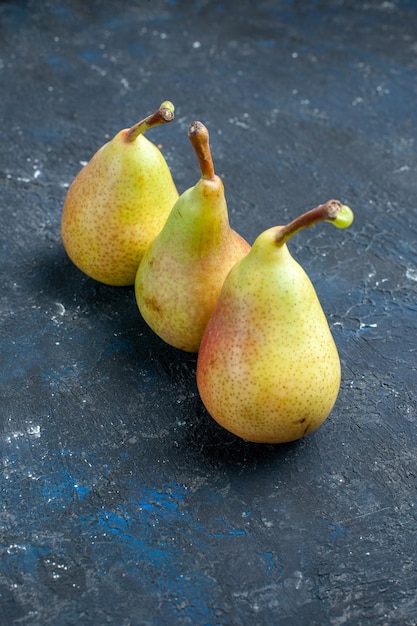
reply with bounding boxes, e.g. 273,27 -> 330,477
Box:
0,544 -> 48,577
40,364 -> 80,392
1,4 -> 30,26
101,338 -> 135,359
328,521 -> 347,537
257,39 -> 276,48
46,55 -> 68,68
260,551 -> 278,574
128,42 -> 149,58
79,49 -> 103,63
50,6 -> 72,19
215,4 -> 226,13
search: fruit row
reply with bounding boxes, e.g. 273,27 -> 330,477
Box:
61,102 -> 354,444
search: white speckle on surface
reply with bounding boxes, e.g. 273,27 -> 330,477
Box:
6,544 -> 27,555
293,570 -> 303,590
91,64 -> 106,76
55,302 -> 66,316
5,431 -> 24,442
406,267 -> 417,281
262,517 -> 273,528
376,84 -> 390,96
359,322 -> 378,330
192,41 -> 201,49
27,424 -> 41,438
229,116 -> 250,129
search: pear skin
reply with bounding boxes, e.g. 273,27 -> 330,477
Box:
196,201 -> 354,443
61,102 -> 179,286
135,121 -> 251,352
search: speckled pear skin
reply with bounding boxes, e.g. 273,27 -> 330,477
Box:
135,176 -> 251,352
61,128 -> 179,286
196,227 -> 341,443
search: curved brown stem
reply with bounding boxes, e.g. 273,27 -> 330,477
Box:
125,101 -> 175,142
274,200 -> 353,245
188,121 -> 215,180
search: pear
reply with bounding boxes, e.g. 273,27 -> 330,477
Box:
61,102 -> 179,286
134,121 -> 251,352
196,200 -> 354,444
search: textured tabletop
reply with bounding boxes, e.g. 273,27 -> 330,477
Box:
1,1 -> 417,625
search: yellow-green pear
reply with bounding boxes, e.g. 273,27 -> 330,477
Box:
61,102 -> 179,286
196,200 -> 354,443
135,121 -> 251,352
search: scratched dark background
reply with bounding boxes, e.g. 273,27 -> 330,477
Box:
1,1 -> 417,624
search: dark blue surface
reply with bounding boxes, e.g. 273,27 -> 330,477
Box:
1,1 -> 417,624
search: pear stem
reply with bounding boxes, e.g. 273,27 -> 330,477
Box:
274,199 -> 352,246
188,121 -> 216,181
125,101 -> 175,142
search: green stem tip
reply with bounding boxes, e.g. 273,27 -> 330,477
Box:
274,199 -> 354,246
125,101 -> 175,142
328,203 -> 354,229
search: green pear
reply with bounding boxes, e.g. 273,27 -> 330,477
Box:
196,200 -> 354,443
61,102 -> 179,286
135,121 -> 251,352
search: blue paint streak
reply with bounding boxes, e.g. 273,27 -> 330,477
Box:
211,517 -> 246,537
37,464 -> 91,504
260,551 -> 278,574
